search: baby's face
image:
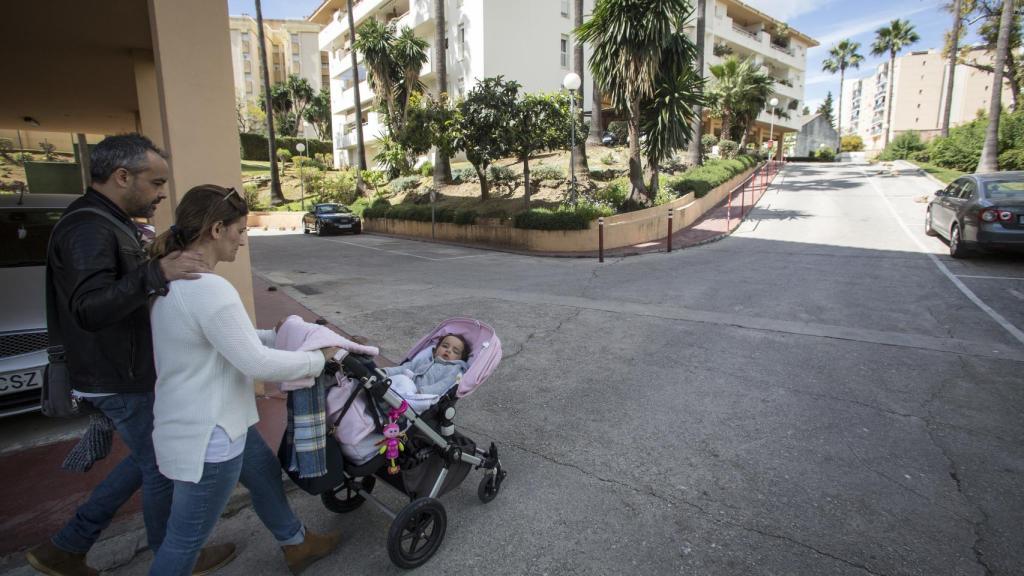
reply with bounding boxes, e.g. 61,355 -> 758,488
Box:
435,336 -> 465,362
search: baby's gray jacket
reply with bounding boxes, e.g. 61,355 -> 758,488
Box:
383,348 -> 468,396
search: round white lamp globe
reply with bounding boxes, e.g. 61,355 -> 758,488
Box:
562,72 -> 581,91
769,97 -> 779,107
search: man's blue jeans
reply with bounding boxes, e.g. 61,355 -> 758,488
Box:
149,427 -> 304,576
53,393 -> 173,554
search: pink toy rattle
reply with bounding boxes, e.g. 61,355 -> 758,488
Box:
377,400 -> 409,474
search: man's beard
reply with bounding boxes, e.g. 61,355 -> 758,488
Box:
126,186 -> 160,218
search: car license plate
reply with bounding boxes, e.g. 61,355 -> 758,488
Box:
336,223 -> 352,228
1019,215 -> 1024,224
0,367 -> 43,394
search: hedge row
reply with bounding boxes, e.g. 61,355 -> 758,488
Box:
239,132 -> 332,161
363,200 -> 478,225
512,202 -> 614,230
663,155 -> 758,198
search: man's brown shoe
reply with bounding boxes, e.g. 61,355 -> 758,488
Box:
281,530 -> 341,576
25,541 -> 97,576
192,543 -> 237,576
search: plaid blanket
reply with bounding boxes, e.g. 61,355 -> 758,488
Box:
284,372 -> 329,478
62,413 -> 114,473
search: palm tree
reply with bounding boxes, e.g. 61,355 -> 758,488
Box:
345,0 -> 367,190
353,21 -> 428,137
977,0 -> 1015,172
821,39 -> 864,138
255,0 -> 284,204
577,0 -> 696,202
686,0 -> 708,166
871,19 -> 920,147
709,56 -> 774,145
572,0 -> 589,180
942,0 -> 964,138
433,0 -> 451,186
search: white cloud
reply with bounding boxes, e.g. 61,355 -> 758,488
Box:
805,74 -> 835,86
809,1 -> 942,54
740,0 -> 835,22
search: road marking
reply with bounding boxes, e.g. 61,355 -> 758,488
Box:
321,237 -> 484,261
858,166 -> 1024,347
1010,289 -> 1024,301
955,274 -> 1024,281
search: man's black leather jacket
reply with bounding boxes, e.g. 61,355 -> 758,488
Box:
48,189 -> 169,393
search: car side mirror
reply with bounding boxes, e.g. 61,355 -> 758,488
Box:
935,189 -> 945,197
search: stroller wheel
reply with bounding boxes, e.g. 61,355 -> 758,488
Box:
321,476 -> 375,514
387,498 -> 447,569
477,469 -> 506,503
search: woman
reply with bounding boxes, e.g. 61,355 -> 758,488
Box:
147,185 -> 341,576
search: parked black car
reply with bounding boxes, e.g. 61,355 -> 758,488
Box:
925,172 -> 1024,258
303,203 -> 361,236
601,131 -> 620,146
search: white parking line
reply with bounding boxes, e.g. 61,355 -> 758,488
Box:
321,237 -> 484,261
955,275 -> 1024,281
858,166 -> 1024,347
1009,289 -> 1024,301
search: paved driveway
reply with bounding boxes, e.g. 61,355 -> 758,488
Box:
89,162 -> 1023,576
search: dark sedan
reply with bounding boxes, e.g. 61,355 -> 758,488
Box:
925,172 -> 1024,258
303,203 -> 361,236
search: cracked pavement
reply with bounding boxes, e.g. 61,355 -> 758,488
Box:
28,162 -> 1021,576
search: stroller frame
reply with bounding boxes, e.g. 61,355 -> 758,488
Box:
320,353 -> 507,569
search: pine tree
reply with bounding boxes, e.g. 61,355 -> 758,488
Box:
817,91 -> 836,128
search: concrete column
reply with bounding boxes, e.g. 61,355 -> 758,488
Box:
142,0 -> 255,316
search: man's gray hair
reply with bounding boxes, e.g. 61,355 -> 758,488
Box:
90,133 -> 168,184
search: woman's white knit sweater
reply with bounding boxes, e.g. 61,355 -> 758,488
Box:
150,274 -> 325,483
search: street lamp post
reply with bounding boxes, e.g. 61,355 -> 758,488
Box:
767,97 -> 779,161
562,72 -> 581,203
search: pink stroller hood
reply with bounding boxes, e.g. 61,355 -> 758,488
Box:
401,317 -> 502,398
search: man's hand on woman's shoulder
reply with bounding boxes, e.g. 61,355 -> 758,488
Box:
159,250 -> 210,281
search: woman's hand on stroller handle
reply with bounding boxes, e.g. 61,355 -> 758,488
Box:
320,346 -> 343,362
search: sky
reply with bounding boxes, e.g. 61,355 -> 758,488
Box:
228,0 -> 969,113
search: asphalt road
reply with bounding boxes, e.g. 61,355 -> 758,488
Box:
11,161 -> 1023,576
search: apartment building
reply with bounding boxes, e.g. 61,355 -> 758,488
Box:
841,47 -> 1014,150
694,0 -> 818,145
309,0 -> 816,168
229,15 -> 328,138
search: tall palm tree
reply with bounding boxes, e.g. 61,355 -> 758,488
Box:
709,56 -> 774,145
577,0 -> 695,202
821,39 -> 864,138
346,0 -> 366,190
255,0 -> 284,204
686,0 -> 708,166
572,0 -> 589,180
977,0 -> 1015,172
942,0 -> 964,138
433,0 -> 451,186
355,20 -> 399,131
871,19 -> 920,147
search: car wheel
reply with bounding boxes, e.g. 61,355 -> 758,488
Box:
303,223 -> 310,234
315,221 -> 324,236
924,209 -> 937,237
949,223 -> 969,259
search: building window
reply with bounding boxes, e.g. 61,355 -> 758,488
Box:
560,35 -> 569,68
457,24 -> 465,60
457,77 -> 465,98
561,0 -> 569,16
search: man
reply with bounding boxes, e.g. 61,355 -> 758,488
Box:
26,134 -> 236,576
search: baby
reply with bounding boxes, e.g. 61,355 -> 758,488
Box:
382,334 -> 471,410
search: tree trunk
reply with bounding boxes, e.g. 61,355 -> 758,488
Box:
473,164 -> 490,200
627,96 -> 649,201
572,0 -> 589,179
977,0 -> 1013,172
686,0 -> 708,166
837,68 -> 845,138
587,79 -> 603,145
346,0 -> 367,194
1005,49 -> 1020,111
644,159 -> 659,201
255,0 -> 284,204
883,53 -> 896,148
719,113 -> 731,144
737,125 -> 749,149
433,0 -> 452,186
522,159 -> 531,208
942,0 -> 962,137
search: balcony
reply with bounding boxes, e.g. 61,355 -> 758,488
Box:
731,23 -> 759,40
334,80 -> 374,115
770,42 -> 794,57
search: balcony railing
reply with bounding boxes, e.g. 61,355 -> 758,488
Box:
731,24 -> 758,40
770,43 -> 794,56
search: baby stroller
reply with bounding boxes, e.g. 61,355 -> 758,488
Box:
295,318 -> 506,569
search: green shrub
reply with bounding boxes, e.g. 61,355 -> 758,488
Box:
362,197 -> 392,219
653,188 -> 677,206
513,206 -> 599,230
607,121 -> 628,144
717,139 -> 738,159
807,150 -> 816,159
276,148 -> 292,163
349,197 -> 370,217
453,209 -> 478,225
242,183 -> 264,211
320,171 -> 358,204
600,151 -> 617,165
531,164 -> 566,181
293,155 -> 327,170
927,122 -> 984,172
419,161 -> 433,177
878,131 -> 925,161
595,177 -> 629,209
315,152 -> 333,167
451,167 -> 477,183
388,175 -> 422,193
840,135 -> 864,152
909,149 -> 931,163
999,148 -> 1024,171
239,133 -> 331,161
39,141 -> 57,161
817,147 -> 836,161
664,155 -> 757,198
701,134 -> 718,156
488,165 -> 515,182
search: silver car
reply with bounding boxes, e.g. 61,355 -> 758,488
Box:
925,172 -> 1024,258
0,193 -> 77,417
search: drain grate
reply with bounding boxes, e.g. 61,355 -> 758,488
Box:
293,284 -> 322,295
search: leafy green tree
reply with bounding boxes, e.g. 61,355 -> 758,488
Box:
872,19 -> 920,147
457,76 -> 518,200
353,20 -> 429,138
641,66 -> 705,194
957,0 -> 1021,111
303,88 -> 332,140
507,92 -> 575,207
577,0 -> 702,203
822,39 -> 864,135
286,75 -> 315,136
402,95 -> 463,185
817,91 -> 836,128
709,56 -> 774,145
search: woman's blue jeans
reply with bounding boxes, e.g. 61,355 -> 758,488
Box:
149,427 -> 303,576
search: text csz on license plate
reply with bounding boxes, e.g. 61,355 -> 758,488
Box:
0,368 -> 43,393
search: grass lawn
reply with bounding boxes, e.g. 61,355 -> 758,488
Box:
908,161 -> 964,184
